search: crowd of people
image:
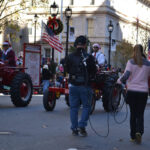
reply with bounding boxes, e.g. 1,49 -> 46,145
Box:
40,40 -> 109,95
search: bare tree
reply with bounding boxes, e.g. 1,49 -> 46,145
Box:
113,40 -> 133,69
139,24 -> 150,55
0,0 -> 49,31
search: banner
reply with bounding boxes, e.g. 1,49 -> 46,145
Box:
23,43 -> 41,87
69,26 -> 75,42
111,39 -> 116,51
148,39 -> 150,61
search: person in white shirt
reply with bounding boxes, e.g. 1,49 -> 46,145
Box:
92,43 -> 105,66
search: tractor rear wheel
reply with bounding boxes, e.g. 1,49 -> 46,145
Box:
102,84 -> 121,112
90,95 -> 96,115
43,89 -> 56,111
110,84 -> 122,111
65,95 -> 70,107
10,72 -> 33,107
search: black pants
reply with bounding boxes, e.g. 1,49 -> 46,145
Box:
126,91 -> 148,139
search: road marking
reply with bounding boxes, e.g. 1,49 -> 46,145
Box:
0,131 -> 12,135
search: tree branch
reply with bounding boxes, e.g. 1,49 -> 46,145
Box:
0,1 -> 9,17
5,2 -> 27,9
0,0 -> 5,8
0,7 -> 29,22
0,0 -> 30,17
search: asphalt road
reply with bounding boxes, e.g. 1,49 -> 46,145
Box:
0,94 -> 150,150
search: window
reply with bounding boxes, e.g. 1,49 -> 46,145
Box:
45,48 -> 51,58
31,0 -> 36,6
64,19 -> 73,34
90,0 -> 95,5
70,0 -> 74,5
28,28 -> 32,35
69,18 -> 73,26
87,18 -> 94,37
31,0 -> 33,6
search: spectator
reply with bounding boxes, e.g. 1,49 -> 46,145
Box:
55,72 -> 64,87
49,60 -> 57,80
16,56 -> 23,66
58,64 -> 64,73
2,41 -> 16,66
42,63 -> 52,93
92,43 -> 105,66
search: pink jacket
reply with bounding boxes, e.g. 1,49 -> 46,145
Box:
118,58 -> 150,92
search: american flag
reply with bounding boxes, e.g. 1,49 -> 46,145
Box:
148,39 -> 150,61
41,21 -> 64,53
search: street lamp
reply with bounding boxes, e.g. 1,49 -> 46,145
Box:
107,20 -> 114,69
63,6 -> 72,76
65,6 -> 72,57
50,1 -> 59,17
50,1 -> 59,62
34,14 -> 38,43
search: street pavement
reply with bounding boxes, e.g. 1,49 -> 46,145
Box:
0,94 -> 150,150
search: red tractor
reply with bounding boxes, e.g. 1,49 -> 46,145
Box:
90,70 -> 122,113
0,61 -> 33,107
43,68 -> 122,114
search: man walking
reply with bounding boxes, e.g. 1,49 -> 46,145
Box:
65,35 -> 97,136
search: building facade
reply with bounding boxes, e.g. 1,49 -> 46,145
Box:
1,0 -> 150,66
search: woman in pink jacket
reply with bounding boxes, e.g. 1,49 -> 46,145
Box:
117,44 -> 150,144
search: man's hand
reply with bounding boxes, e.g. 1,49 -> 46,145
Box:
117,78 -> 122,84
0,60 -> 4,65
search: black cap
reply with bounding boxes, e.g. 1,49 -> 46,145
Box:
74,35 -> 87,47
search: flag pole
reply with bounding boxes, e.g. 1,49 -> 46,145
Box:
58,0 -> 63,64
40,21 -> 44,44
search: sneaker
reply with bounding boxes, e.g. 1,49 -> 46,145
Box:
72,129 -> 78,136
78,128 -> 87,137
130,138 -> 135,143
135,132 -> 142,144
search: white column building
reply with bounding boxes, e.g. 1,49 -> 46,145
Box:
2,0 -> 150,65
41,0 -> 150,64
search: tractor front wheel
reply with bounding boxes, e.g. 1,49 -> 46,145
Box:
102,84 -> 121,112
10,72 -> 33,107
43,89 -> 56,111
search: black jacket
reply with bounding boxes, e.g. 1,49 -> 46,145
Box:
42,68 -> 52,80
65,48 -> 97,85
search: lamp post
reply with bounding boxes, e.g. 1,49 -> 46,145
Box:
65,6 -> 72,57
136,18 -> 139,44
107,20 -> 114,69
34,14 -> 38,43
50,1 -> 59,62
